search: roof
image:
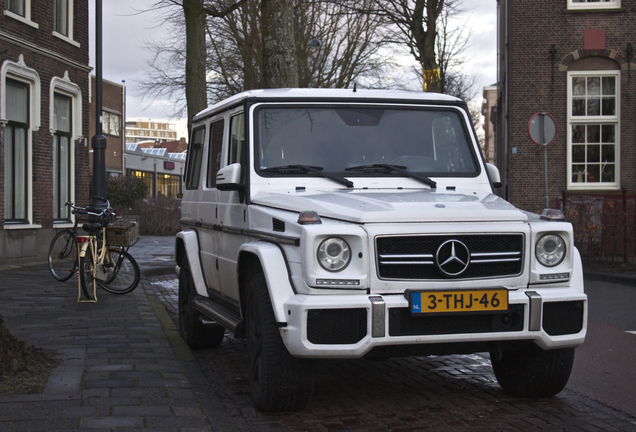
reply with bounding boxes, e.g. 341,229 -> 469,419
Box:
193,88 -> 464,122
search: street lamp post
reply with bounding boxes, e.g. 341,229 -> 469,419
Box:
90,0 -> 107,216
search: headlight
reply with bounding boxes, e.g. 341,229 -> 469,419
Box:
535,234 -> 566,267
317,238 -> 351,272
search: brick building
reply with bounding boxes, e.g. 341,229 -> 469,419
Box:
495,0 -> 636,213
88,76 -> 125,177
0,0 -> 90,269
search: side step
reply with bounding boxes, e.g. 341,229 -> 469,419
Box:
193,296 -> 244,337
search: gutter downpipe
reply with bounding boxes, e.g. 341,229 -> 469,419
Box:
504,0 -> 510,202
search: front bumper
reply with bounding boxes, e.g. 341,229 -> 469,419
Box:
280,287 -> 587,358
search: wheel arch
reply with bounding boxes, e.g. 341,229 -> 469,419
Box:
238,242 -> 296,323
175,230 -> 207,297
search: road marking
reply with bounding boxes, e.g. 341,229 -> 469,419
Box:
626,331 -> 636,335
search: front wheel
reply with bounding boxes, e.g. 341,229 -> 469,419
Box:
247,272 -> 314,412
98,248 -> 140,294
490,343 -> 575,397
48,230 -> 77,281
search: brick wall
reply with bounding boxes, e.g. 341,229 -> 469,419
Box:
502,1 -> 636,212
0,1 -> 90,268
89,77 -> 125,175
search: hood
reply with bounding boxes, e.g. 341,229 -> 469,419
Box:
251,189 -> 528,224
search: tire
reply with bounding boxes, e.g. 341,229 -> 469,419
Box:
78,245 -> 96,300
246,272 -> 314,412
490,343 -> 575,398
178,258 -> 225,349
48,230 -> 77,282
98,248 -> 140,294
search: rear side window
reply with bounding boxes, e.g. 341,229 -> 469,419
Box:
229,113 -> 245,165
206,120 -> 225,188
185,127 -> 205,190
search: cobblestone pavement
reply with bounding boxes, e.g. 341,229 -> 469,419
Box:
148,274 -> 636,431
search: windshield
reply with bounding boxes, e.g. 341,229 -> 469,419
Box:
254,106 -> 478,176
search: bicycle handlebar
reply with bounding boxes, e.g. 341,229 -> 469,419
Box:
66,201 -> 115,220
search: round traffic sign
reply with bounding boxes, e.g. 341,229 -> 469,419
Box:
528,112 -> 557,146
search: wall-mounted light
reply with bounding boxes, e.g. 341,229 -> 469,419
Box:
626,43 -> 634,78
295,22 -> 321,49
549,45 -> 557,83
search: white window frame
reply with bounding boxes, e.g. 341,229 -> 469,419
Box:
567,70 -> 620,191
4,0 -> 38,29
1,55 -> 41,229
50,72 -> 82,227
52,0 -> 79,48
567,0 -> 620,10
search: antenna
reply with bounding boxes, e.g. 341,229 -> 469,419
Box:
353,82 -> 357,93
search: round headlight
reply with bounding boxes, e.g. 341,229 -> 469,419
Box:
535,234 -> 566,267
317,238 -> 351,272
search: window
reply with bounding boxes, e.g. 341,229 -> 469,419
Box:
206,120 -> 225,187
103,111 -> 120,136
4,79 -> 29,223
185,127 -> 205,190
157,174 -> 181,198
567,71 -> 619,189
53,0 -> 69,36
568,0 -> 620,9
5,0 -> 25,16
129,170 -> 154,197
229,113 -> 244,165
53,93 -> 72,221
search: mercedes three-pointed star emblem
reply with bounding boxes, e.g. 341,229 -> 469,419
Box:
435,240 -> 471,276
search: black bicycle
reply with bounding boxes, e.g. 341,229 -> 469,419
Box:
48,200 -> 140,298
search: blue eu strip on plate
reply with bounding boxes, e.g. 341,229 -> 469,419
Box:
412,292 -> 422,313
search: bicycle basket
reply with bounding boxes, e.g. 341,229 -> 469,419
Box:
107,215 -> 140,247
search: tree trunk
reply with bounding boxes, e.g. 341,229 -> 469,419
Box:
261,0 -> 298,88
413,0 -> 443,93
183,0 -> 208,133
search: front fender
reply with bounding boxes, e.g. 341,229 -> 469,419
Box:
175,230 -> 207,297
239,242 -> 295,323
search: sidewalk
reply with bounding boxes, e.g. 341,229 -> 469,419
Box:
0,236 -> 236,432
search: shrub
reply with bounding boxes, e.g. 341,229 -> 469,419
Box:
106,176 -> 147,207
116,197 -> 181,236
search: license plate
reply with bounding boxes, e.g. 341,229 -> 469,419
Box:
409,289 -> 509,314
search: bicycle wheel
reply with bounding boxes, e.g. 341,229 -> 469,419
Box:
98,247 -> 140,294
79,245 -> 96,300
48,230 -> 78,281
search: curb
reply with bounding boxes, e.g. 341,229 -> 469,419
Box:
145,282 -> 238,432
584,271 -> 636,287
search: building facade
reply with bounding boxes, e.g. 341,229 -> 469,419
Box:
1,0 -> 90,269
88,76 -> 125,177
125,143 -> 185,199
125,119 -> 177,144
482,85 -> 497,165
495,0 -> 636,212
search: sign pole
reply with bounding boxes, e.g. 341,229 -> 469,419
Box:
528,112 -> 558,209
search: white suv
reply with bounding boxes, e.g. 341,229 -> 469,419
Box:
176,89 -> 586,412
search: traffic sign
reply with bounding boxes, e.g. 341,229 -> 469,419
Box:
528,112 -> 557,146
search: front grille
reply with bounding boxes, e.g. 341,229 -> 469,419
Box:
377,234 -> 524,280
388,304 -> 524,336
543,301 -> 584,336
307,309 -> 367,345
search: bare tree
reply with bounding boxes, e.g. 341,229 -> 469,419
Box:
139,0 -> 392,115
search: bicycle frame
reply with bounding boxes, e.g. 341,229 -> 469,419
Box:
77,224 -> 114,302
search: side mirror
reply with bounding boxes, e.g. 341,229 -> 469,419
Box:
486,163 -> 503,189
216,163 -> 245,191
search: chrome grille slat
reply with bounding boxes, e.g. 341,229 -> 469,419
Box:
376,234 -> 524,280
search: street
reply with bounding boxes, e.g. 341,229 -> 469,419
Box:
568,278 -> 636,419
147,274 -> 636,430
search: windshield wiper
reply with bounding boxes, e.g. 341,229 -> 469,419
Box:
261,165 -> 354,188
345,164 -> 437,188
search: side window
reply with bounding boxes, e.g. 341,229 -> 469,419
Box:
229,113 -> 245,165
185,127 -> 205,190
206,119 -> 225,188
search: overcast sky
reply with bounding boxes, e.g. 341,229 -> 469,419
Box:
89,0 -> 497,140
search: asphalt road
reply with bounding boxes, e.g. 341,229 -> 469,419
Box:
568,278 -> 636,418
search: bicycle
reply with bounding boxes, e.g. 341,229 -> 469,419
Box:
48,199 -> 141,301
